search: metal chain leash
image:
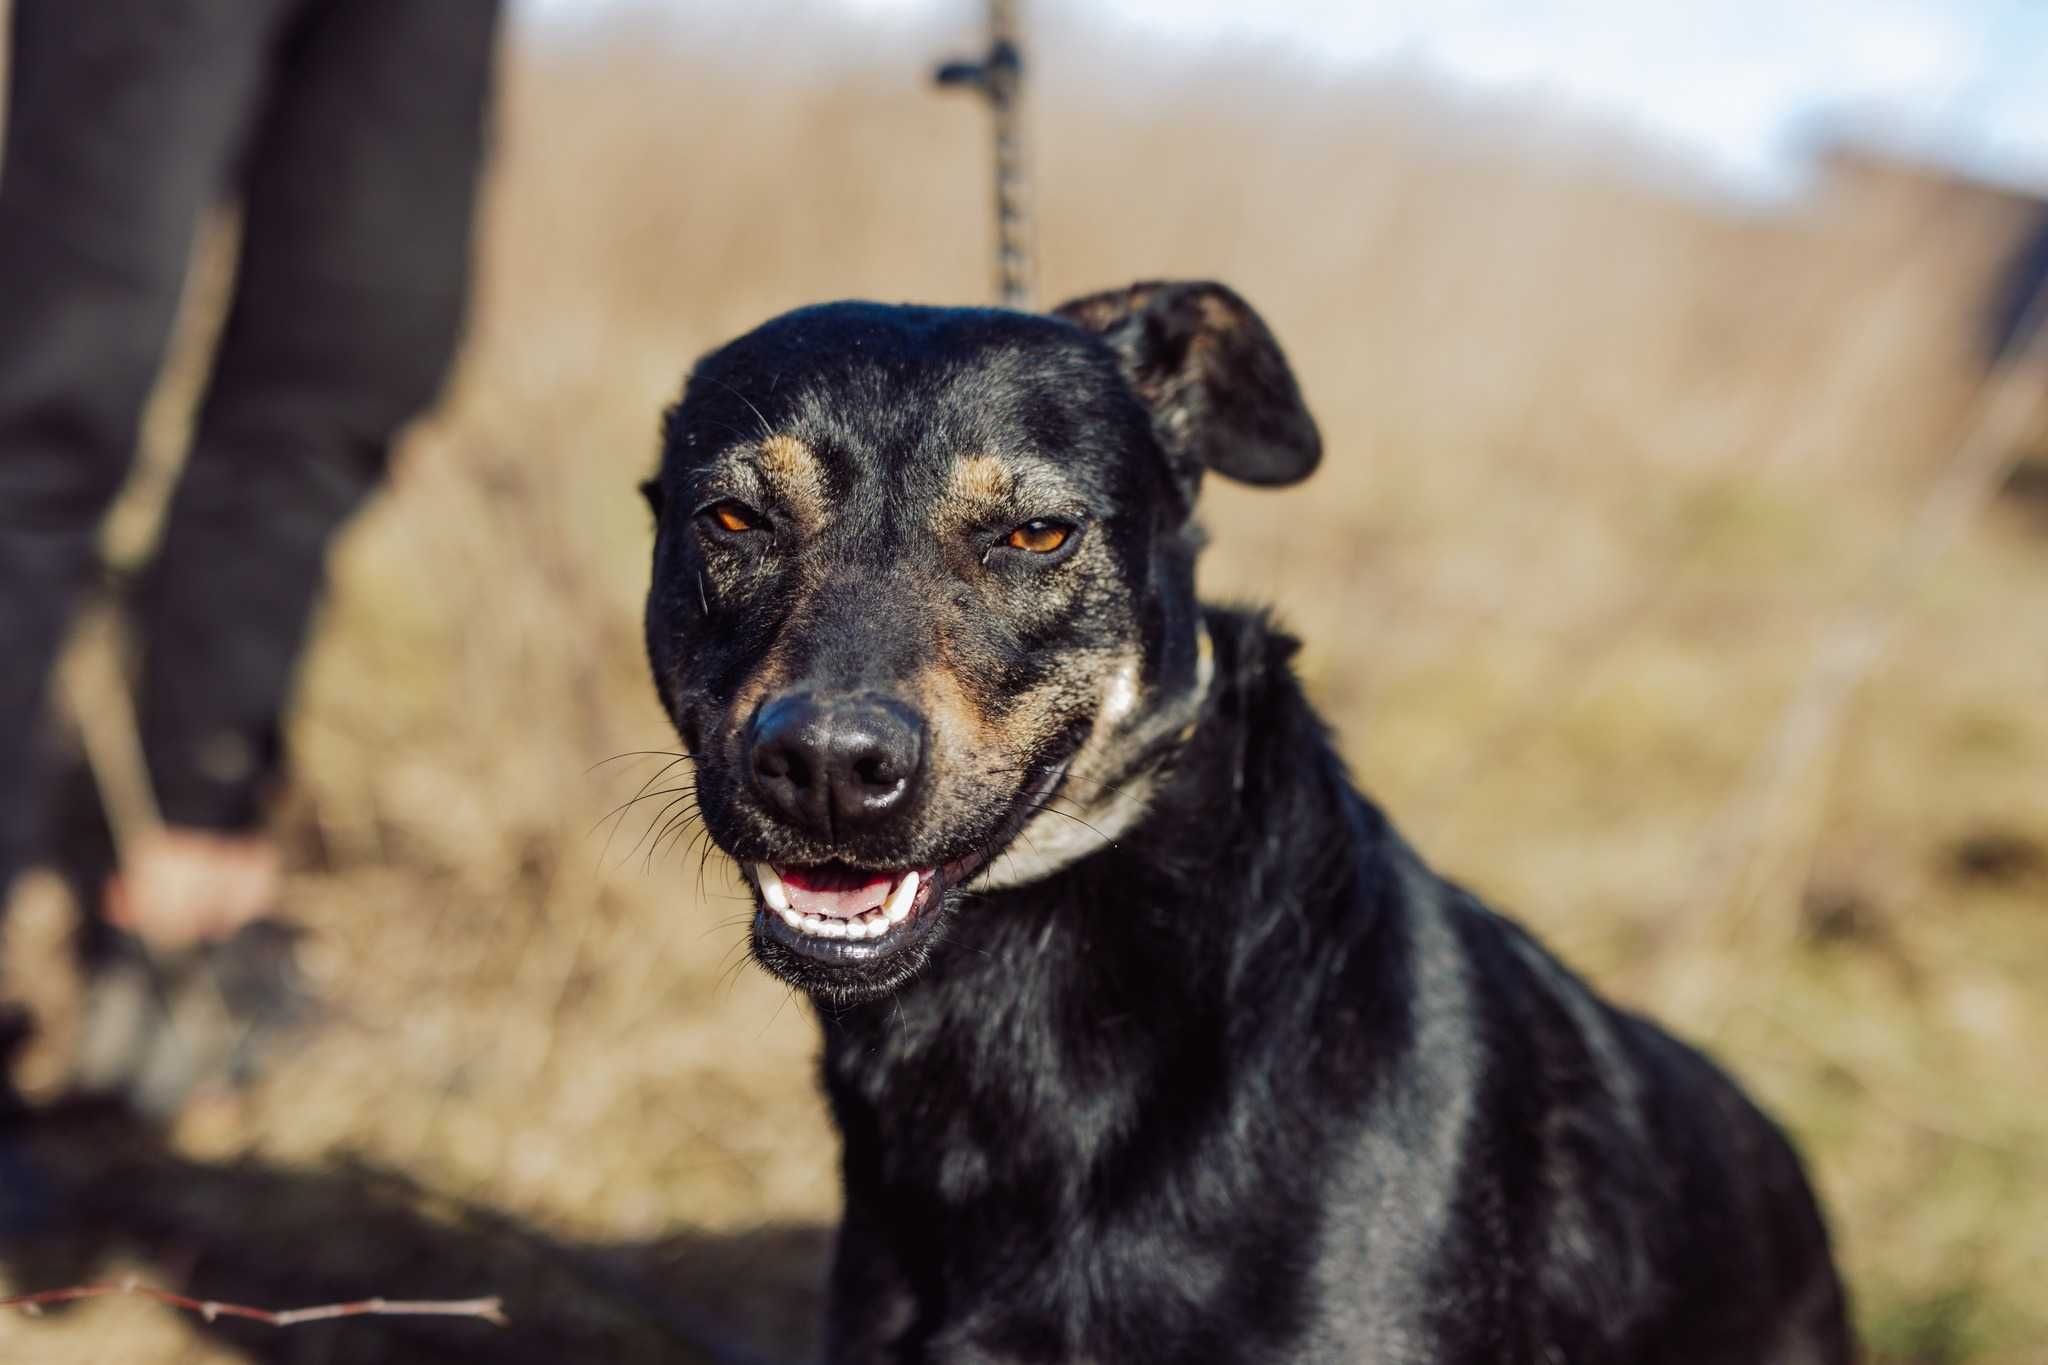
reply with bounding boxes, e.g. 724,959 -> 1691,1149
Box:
937,0 -> 1035,310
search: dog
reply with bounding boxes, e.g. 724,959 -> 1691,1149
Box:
640,281 -> 1854,1364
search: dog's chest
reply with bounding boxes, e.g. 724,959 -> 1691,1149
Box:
819,974 -> 1355,1362
823,952 -> 1165,1203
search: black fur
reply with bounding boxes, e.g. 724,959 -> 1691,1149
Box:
643,282 -> 1853,1364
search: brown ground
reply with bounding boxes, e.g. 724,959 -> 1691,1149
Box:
2,11 -> 2045,1363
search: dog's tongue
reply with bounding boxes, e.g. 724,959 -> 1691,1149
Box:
779,864 -> 894,919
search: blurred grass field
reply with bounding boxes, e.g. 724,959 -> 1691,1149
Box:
2,8 -> 2046,1362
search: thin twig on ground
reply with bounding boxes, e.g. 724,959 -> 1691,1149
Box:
0,1277 -> 507,1328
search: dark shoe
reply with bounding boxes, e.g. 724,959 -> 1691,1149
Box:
71,922 -> 321,1123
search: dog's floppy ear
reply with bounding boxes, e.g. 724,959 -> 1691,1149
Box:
1053,280 -> 1321,488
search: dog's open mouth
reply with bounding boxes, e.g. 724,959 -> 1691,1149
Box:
754,862 -> 937,942
742,758 -> 1071,973
747,853 -> 978,965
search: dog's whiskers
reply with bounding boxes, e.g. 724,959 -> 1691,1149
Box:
1022,799 -> 1116,848
989,763 -> 1144,804
592,781 -> 697,840
625,793 -> 704,873
652,806 -> 706,870
586,748 -> 695,774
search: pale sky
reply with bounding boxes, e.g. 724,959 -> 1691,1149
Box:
519,0 -> 2048,200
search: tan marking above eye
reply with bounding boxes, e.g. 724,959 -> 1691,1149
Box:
754,434 -> 830,533
1005,520 -> 1071,553
950,454 -> 1016,504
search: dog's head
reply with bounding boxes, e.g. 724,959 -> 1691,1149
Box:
643,281 -> 1319,1002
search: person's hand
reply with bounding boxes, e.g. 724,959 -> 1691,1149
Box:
102,827 -> 282,952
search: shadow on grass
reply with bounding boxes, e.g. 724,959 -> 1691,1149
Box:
0,1103 -> 827,1364
5,1105 -> 2010,1365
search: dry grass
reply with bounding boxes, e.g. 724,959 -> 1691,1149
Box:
3,11 -> 2045,1362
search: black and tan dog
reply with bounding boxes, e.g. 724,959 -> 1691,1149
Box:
641,282 -> 1853,1364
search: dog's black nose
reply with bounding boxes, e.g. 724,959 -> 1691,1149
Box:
747,694 -> 926,839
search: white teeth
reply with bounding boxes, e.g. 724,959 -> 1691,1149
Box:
767,870 -> 926,941
885,870 -> 920,923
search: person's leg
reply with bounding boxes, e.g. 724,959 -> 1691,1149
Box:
0,0 -> 283,901
130,0 -> 503,868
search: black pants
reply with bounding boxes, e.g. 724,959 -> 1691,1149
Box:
0,0 -> 501,892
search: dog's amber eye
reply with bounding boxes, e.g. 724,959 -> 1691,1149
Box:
1005,520 -> 1071,554
705,501 -> 758,534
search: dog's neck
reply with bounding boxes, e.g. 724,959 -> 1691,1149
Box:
966,618 -> 1217,893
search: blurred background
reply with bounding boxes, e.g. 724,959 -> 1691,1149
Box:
0,0 -> 2044,1360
